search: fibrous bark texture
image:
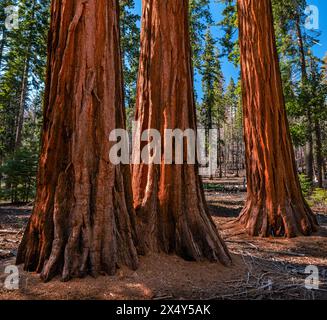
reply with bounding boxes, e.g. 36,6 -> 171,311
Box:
236,0 -> 318,237
16,0 -> 138,282
132,0 -> 231,265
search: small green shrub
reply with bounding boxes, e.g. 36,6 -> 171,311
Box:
298,174 -> 312,197
310,188 -> 327,207
203,183 -> 225,191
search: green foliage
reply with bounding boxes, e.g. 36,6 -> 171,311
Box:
0,148 -> 38,203
200,29 -> 225,129
216,0 -> 239,66
299,174 -> 312,197
189,0 -> 213,75
120,0 -> 140,115
289,123 -> 307,147
309,188 -> 327,207
203,183 -> 225,191
224,77 -> 242,135
0,0 -> 49,158
0,0 -> 48,203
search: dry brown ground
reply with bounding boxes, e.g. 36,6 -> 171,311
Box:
0,178 -> 326,300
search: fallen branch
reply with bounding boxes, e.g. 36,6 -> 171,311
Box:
0,229 -> 18,235
153,295 -> 174,300
226,240 -> 259,250
229,242 -> 306,257
212,283 -> 273,300
265,250 -> 306,257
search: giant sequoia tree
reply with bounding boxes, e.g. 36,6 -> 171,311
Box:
236,0 -> 318,237
132,0 -> 231,265
16,0 -> 138,282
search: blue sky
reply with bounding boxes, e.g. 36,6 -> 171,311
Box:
132,0 -> 327,99
306,0 -> 327,59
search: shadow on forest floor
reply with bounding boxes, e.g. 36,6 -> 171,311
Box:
0,206 -> 31,230
206,191 -> 244,218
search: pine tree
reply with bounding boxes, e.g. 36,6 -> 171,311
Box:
213,48 -> 226,177
217,0 -> 239,66
189,0 -> 213,77
0,0 -> 49,160
224,77 -> 243,177
0,0 -> 19,72
120,0 -> 140,127
323,53 -> 327,84
0,147 -> 38,203
307,54 -> 327,187
272,0 -> 321,182
201,29 -> 216,140
200,29 -> 225,179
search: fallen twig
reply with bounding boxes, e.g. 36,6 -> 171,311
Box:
0,229 -> 17,235
214,283 -> 273,300
153,295 -> 173,300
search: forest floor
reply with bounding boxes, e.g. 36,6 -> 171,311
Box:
0,177 -> 326,300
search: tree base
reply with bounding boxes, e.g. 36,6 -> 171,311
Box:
134,167 -> 232,267
136,211 -> 232,266
16,168 -> 139,283
17,220 -> 139,283
233,199 -> 318,238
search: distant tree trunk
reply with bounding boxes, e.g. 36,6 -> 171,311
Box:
236,0 -> 318,237
15,55 -> 30,149
208,107 -> 213,180
235,139 -> 239,177
132,0 -> 231,265
224,145 -> 227,177
0,27 -> 6,71
304,116 -> 314,181
309,55 -> 324,189
17,0 -> 138,282
217,123 -> 223,178
15,0 -> 36,150
314,119 -> 323,188
295,13 -> 314,182
230,105 -> 236,176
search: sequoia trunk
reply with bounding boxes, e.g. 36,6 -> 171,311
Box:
17,0 -> 138,282
132,0 -> 231,265
236,0 -> 318,237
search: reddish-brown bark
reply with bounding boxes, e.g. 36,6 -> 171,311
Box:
236,0 -> 318,237
131,0 -> 231,265
16,0 -> 138,282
